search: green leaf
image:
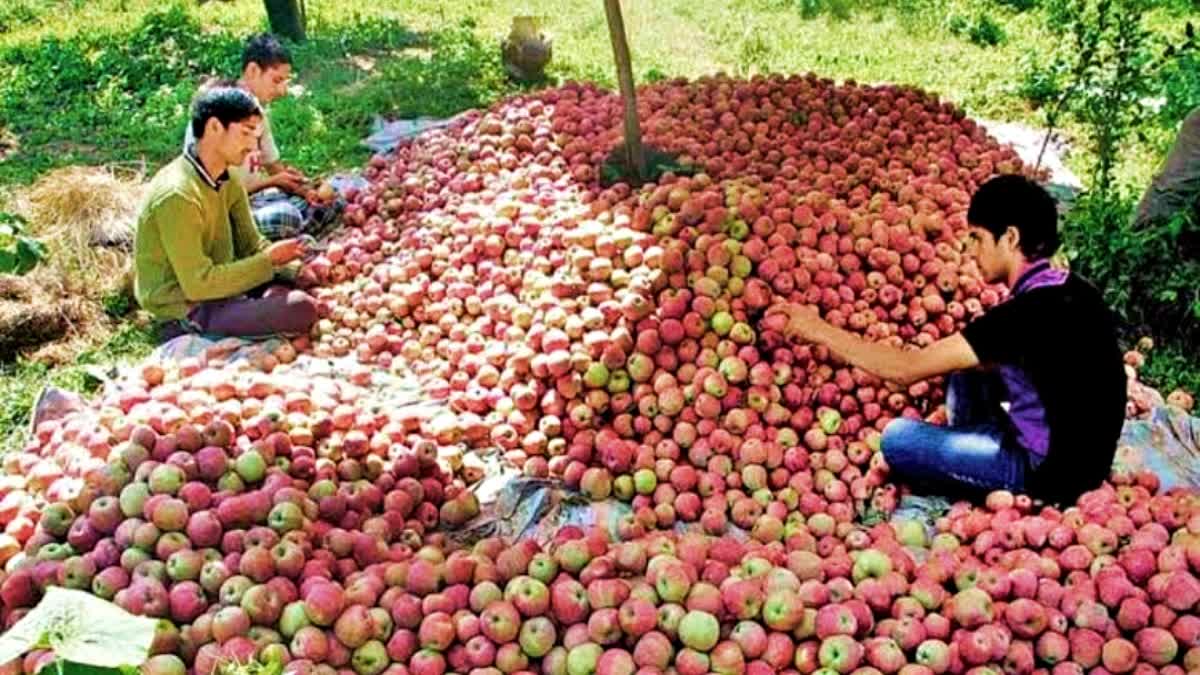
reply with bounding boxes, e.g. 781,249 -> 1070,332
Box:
0,588 -> 159,667
15,237 -> 46,274
37,661 -> 129,675
0,249 -> 19,274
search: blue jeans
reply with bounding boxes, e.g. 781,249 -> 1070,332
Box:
881,371 -> 1033,497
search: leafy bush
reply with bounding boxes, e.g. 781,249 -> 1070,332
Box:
949,12 -> 1008,46
1017,53 -> 1068,107
1064,192 -> 1200,339
1025,0 -> 1200,392
0,7 -> 242,183
1154,24 -> 1200,126
1063,191 -> 1200,391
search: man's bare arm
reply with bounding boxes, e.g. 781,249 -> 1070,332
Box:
812,322 -> 980,385
771,303 -> 981,385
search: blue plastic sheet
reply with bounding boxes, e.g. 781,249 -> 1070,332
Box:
1113,404 -> 1200,491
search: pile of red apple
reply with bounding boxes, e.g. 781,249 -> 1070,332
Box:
297,73 -> 1037,534
0,70 -> 1197,675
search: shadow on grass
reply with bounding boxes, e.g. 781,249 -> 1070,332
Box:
272,19 -> 522,174
0,322 -> 157,452
0,7 -> 522,186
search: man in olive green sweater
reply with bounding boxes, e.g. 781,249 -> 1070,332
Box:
135,86 -> 318,339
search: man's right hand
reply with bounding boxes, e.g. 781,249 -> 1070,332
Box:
266,238 -> 305,265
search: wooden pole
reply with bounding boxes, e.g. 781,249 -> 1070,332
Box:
603,0 -> 645,182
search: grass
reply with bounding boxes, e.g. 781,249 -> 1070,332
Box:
0,0 -> 1193,187
0,0 -> 1197,446
0,322 -> 156,450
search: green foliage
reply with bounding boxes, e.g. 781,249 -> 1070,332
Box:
992,0 -> 1042,11
1025,0 -> 1200,391
1063,191 -> 1200,388
0,5 -> 441,185
0,1 -> 44,34
799,0 -> 855,20
1140,341 -> 1200,396
785,0 -> 944,26
272,19 -> 513,174
1017,52 -> 1069,106
949,12 -> 1009,45
0,211 -> 46,275
0,6 -> 242,184
100,289 -> 134,318
1022,0 -> 1162,199
1154,22 -> 1200,124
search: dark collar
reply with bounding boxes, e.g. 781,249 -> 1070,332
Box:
184,143 -> 230,191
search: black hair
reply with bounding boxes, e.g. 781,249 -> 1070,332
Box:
966,174 -> 1061,259
242,33 -> 292,72
190,86 -> 262,139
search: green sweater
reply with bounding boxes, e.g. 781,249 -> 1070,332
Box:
134,153 -> 274,320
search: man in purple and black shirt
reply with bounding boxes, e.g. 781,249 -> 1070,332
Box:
769,175 -> 1127,505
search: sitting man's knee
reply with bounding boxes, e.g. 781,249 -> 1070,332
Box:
880,417 -> 920,466
286,291 -> 319,332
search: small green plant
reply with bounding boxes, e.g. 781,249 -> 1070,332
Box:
642,67 -> 668,83
1023,0 -> 1162,200
949,12 -> 1008,46
100,289 -> 134,318
0,212 -> 46,275
794,0 -> 854,20
736,24 -> 773,76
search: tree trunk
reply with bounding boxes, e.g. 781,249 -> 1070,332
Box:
264,0 -> 306,43
603,0 -> 645,182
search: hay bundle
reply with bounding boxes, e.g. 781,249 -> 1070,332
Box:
15,165 -> 144,298
22,164 -> 146,246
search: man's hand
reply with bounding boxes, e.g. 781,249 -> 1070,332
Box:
765,302 -> 825,342
266,238 -> 305,265
271,168 -> 307,194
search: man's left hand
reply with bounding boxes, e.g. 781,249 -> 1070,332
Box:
272,171 -> 305,193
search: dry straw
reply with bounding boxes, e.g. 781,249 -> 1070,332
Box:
15,163 -> 146,298
0,163 -> 150,362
